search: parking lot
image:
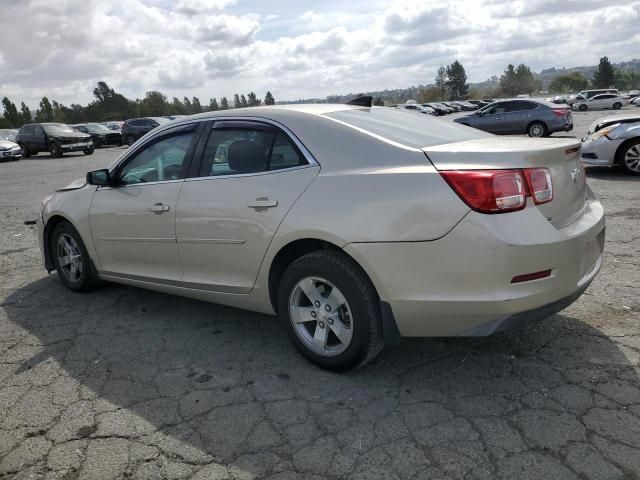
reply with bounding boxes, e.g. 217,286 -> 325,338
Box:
1,108 -> 639,479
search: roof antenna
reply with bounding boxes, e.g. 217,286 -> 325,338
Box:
345,95 -> 373,107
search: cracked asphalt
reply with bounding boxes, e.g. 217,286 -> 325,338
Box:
1,110 -> 639,479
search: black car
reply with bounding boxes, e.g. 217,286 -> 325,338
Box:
15,123 -> 93,158
73,123 -> 123,147
422,103 -> 449,116
121,117 -> 170,145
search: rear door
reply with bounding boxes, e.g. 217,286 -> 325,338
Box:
33,125 -> 47,151
176,120 -> 319,293
503,101 -> 538,133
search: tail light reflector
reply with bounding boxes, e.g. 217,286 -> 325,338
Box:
523,168 -> 553,204
551,109 -> 569,117
511,269 -> 552,283
440,170 -> 527,213
441,167 -> 553,213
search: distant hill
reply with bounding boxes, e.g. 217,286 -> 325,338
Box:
283,59 -> 640,104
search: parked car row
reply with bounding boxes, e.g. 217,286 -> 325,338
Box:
395,99 -> 493,116
15,123 -> 94,158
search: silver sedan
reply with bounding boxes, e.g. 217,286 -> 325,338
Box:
38,105 -> 605,370
581,114 -> 640,175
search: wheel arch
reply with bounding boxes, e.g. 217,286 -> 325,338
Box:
614,136 -> 640,164
42,214 -> 81,272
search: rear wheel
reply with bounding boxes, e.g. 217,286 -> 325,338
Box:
125,135 -> 135,146
578,104 -> 588,112
277,250 -> 384,371
19,144 -> 30,158
617,139 -> 640,176
49,142 -> 62,158
527,121 -> 547,138
613,102 -> 622,110
50,222 -> 100,292
83,146 -> 94,155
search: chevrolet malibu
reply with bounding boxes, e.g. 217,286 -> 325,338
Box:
581,114 -> 640,175
38,105 -> 605,371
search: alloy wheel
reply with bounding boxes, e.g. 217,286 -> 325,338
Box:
56,233 -> 83,284
289,276 -> 353,357
624,144 -> 640,172
529,124 -> 544,137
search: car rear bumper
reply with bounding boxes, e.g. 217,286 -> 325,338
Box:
345,189 -> 605,337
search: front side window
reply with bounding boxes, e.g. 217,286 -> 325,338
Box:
117,131 -> 195,184
199,127 -> 306,177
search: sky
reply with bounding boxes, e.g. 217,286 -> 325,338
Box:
0,0 -> 639,108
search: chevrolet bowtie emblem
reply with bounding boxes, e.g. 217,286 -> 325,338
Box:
571,167 -> 580,182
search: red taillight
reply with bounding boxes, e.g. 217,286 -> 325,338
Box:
440,170 -> 527,213
523,168 -> 553,205
511,269 -> 552,283
551,109 -> 568,117
441,168 -> 553,214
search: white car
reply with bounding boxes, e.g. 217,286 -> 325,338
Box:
398,104 -> 435,115
0,137 -> 22,161
572,94 -> 625,111
37,104 -> 605,370
581,114 -> 640,175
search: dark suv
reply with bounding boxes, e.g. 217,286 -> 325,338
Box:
73,123 -> 123,147
16,123 -> 94,158
121,117 -> 170,145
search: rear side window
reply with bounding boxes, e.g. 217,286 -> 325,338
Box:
506,101 -> 537,112
325,108 -> 490,148
129,120 -> 142,127
198,127 -> 306,177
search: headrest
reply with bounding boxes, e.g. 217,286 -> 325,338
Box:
228,140 -> 267,173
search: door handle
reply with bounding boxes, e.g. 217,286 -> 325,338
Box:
149,203 -> 170,213
247,198 -> 278,209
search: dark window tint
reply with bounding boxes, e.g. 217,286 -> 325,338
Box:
485,103 -> 507,114
506,101 -> 538,112
128,120 -> 142,127
21,125 -> 34,135
118,131 -> 195,184
270,131 -> 305,170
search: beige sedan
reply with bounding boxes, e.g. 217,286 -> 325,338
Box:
38,104 -> 605,370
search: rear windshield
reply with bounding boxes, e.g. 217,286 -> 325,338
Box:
325,108 -> 490,148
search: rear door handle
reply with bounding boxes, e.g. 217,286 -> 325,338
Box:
247,198 -> 278,209
149,203 -> 170,213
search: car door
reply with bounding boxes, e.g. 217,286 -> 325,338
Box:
32,125 -> 47,151
504,101 -> 538,133
175,120 -> 320,293
479,102 -> 508,133
89,122 -> 201,281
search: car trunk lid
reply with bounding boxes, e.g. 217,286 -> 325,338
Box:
423,137 -> 587,229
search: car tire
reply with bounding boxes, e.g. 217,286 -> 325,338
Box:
578,104 -> 588,112
50,222 -> 100,292
94,138 -> 102,148
19,144 -> 31,158
125,135 -> 135,146
83,146 -> 94,155
49,142 -> 62,158
616,138 -> 640,176
613,102 -> 622,110
277,250 -> 384,371
527,121 -> 548,138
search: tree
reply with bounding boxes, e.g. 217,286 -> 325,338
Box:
183,96 -> 193,114
614,70 -> 640,91
240,94 -> 248,108
499,64 -> 517,96
35,96 -> 54,122
446,61 -> 468,99
514,64 -> 536,95
417,87 -> 441,103
435,65 -> 448,100
139,91 -> 168,116
170,97 -> 186,115
592,56 -> 615,88
51,100 -> 66,123
549,72 -> 588,93
2,97 -> 21,127
264,91 -> 275,105
192,96 -> 202,114
209,98 -> 220,111
373,96 -> 384,106
247,92 -> 261,107
20,102 -> 32,124
220,97 -> 230,110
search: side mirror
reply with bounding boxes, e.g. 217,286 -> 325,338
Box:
86,169 -> 111,186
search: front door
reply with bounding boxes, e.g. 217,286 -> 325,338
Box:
176,121 -> 319,293
89,125 -> 199,281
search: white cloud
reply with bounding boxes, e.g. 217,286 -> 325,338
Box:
0,0 -> 638,109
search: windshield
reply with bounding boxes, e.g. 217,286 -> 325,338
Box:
43,124 -> 76,134
87,123 -> 111,133
0,129 -> 17,140
325,108 -> 491,148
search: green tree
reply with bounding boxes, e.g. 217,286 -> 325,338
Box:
435,65 -> 448,100
417,86 -> 442,103
170,97 -> 186,115
220,97 -> 230,110
192,96 -> 202,113
233,94 -> 241,108
209,98 -> 220,111
20,102 -> 32,124
51,101 -> 66,123
373,96 -> 384,106
140,91 -> 169,116
446,61 -> 468,99
592,56 -> 615,88
549,72 -> 588,93
183,96 -> 193,114
240,94 -> 248,108
2,97 -> 21,127
514,64 -> 536,95
35,96 -> 54,122
264,91 -> 275,105
247,92 -> 261,107
90,81 -> 132,120
499,64 -> 517,96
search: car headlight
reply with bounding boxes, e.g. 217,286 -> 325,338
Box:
589,124 -> 620,141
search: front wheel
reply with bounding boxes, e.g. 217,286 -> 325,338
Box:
613,102 -> 622,110
125,135 -> 135,146
83,146 -> 94,155
527,121 -> 548,138
618,139 -> 640,176
578,104 -> 588,112
49,142 -> 62,158
19,144 -> 31,158
50,222 -> 100,292
277,250 -> 384,371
